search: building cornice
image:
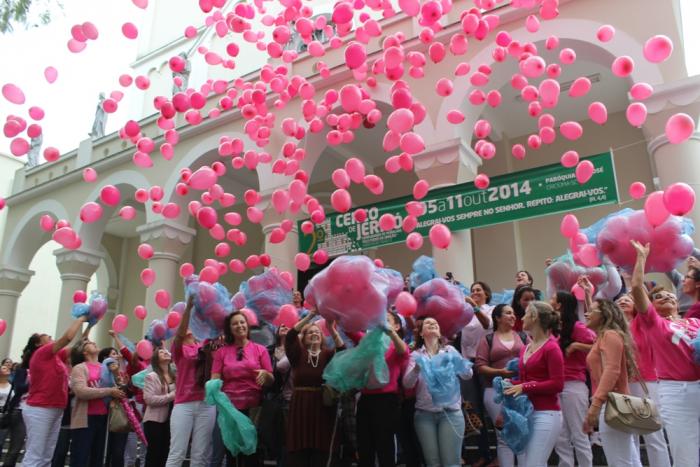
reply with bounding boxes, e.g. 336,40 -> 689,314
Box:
137,220 -> 196,244
54,248 -> 106,268
647,131 -> 700,154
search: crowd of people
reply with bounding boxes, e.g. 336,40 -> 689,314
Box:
1,242 -> 699,467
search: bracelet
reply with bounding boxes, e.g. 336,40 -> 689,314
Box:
474,306 -> 481,313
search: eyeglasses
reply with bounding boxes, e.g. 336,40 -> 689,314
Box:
236,347 -> 244,361
652,293 -> 675,301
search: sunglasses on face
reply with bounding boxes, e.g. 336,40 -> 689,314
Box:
652,293 -> 675,301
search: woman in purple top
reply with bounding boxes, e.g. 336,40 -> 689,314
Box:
212,310 -> 273,467
551,291 -> 595,467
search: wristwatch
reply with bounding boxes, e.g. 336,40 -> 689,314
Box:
473,306 -> 481,313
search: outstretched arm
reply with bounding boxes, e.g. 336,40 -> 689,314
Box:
175,295 -> 194,344
52,316 -> 88,354
630,240 -> 651,314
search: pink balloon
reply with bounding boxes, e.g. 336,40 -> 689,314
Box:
273,304 -> 299,328
155,290 -> 171,309
643,35 -> 673,63
2,84 -> 25,105
626,102 -> 647,127
82,167 -> 98,182
271,189 -> 290,214
629,182 -> 646,200
588,102 -> 608,125
578,244 -> 601,267
44,66 -> 58,83
596,25 -> 615,42
575,160 -> 595,184
561,150 -> 579,168
379,214 -> 396,232
199,265 -> 220,283
345,158 -> 366,183
241,308 -> 260,327
73,290 -> 87,303
511,144 -> 526,160
560,214 -> 580,238
0,319 -> 6,336
560,121 -> 583,140
122,22 -> 138,39
400,132 -> 425,154
189,166 -> 218,190
100,185 -> 121,206
406,232 -> 424,250
345,42 -> 366,69
40,214 -> 55,231
112,314 -> 129,333
387,108 -> 415,133
295,253 -> 311,271
568,77 -> 591,98
644,191 -> 670,227
571,283 -> 594,301
180,263 -> 195,277
119,206 -> 136,220
630,83 -> 654,101
140,268 -> 156,287
331,189 -> 352,213
137,243 -> 154,260
136,340 -> 153,360
363,175 -> 384,195
611,56 -> 634,78
313,249 -> 329,265
663,182 -> 695,216
80,202 -> 103,223
474,174 -> 490,189
134,305 -> 147,320
353,209 -> 367,223
429,224 -> 451,249
413,180 -> 430,199
331,169 -> 351,189
665,113 -> 695,144
167,311 -> 181,329
67,39 -> 87,53
395,291 -> 417,316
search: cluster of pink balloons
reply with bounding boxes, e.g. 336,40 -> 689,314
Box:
413,278 -> 474,338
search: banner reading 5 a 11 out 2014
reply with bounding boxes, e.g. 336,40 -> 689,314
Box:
298,152 -> 619,256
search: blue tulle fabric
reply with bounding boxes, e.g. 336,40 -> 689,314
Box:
322,328 -> 389,392
409,255 -> 437,289
205,379 -> 257,456
146,319 -> 176,346
184,275 -> 233,340
117,333 -> 136,353
692,335 -> 700,365
239,269 -> 292,322
70,291 -> 108,325
491,363 -> 534,455
581,208 -> 636,245
491,290 -> 515,306
415,351 -> 472,408
376,267 -> 405,304
131,366 -> 152,390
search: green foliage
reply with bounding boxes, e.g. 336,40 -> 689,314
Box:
1,0 -> 57,34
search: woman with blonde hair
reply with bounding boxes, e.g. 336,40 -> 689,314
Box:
578,276 -> 642,467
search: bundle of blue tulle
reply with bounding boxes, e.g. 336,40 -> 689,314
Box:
238,269 -> 292,323
184,275 -> 233,340
409,255 -> 437,289
415,351 -> 472,408
205,379 -> 257,456
146,319 -> 176,346
492,358 -> 533,454
323,327 -> 389,392
71,291 -> 108,325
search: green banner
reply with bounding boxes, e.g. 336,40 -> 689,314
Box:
299,152 -> 619,256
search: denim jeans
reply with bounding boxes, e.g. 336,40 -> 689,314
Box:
657,379 -> 700,467
522,410 -> 562,467
414,409 -> 465,467
22,405 -> 64,467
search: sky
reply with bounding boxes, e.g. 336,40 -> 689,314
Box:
1,0 -> 700,159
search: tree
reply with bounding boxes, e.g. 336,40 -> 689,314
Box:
0,0 -> 58,34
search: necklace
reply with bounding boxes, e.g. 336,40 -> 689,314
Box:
308,349 -> 321,368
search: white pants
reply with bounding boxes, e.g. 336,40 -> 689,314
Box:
165,400 -> 217,467
554,381 -> 593,467
657,380 -> 700,467
522,410 -> 562,467
482,387 -> 525,467
599,404 -> 642,467
629,382 -> 671,467
21,405 -> 63,467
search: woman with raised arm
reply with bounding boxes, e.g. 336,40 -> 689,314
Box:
21,316 -> 90,467
579,276 -> 642,467
504,301 -> 564,467
285,309 -> 344,466
630,240 -> 700,466
166,296 -> 216,467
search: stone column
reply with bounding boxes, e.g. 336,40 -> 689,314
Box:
0,265 -> 35,357
413,138 -> 481,287
137,220 -> 195,334
643,76 -> 700,245
54,248 -> 104,337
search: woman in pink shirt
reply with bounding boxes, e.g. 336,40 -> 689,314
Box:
631,240 -> 700,466
552,291 -> 595,467
211,310 -> 273,466
166,296 -> 216,467
475,304 -> 527,467
21,315 -> 89,467
683,266 -> 700,319
615,293 -> 671,467
580,276 -> 642,467
504,301 -> 564,467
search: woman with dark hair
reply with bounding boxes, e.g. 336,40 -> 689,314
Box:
460,281 -> 493,467
551,291 -> 595,467
166,296 -> 216,467
211,310 -> 274,466
504,301 -> 564,467
22,316 -> 92,467
630,241 -> 700,466
515,271 -> 534,288
683,266 -> 700,319
580,276 -> 642,467
143,348 -> 176,467
475,304 -> 527,466
285,309 -> 344,466
97,347 -> 130,467
511,286 -> 538,332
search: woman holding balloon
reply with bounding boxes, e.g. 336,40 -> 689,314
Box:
165,296 -> 216,467
631,240 -> 700,466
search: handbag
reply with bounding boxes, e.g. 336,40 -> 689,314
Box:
601,351 -> 662,435
109,400 -> 132,433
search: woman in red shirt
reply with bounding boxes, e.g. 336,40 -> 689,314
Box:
504,301 -> 564,467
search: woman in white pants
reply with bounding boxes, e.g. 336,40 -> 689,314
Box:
504,301 -> 565,467
616,293 -> 672,467
580,277 -> 642,467
165,297 -> 216,467
22,316 -> 88,467
552,291 -> 595,467
631,241 -> 700,466
475,304 -> 526,467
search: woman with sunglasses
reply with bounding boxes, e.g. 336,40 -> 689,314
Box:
211,310 -> 273,466
683,265 -> 700,320
615,293 -> 671,467
285,309 -> 343,467
631,240 -> 700,466
166,296 -> 216,467
578,277 -> 642,467
503,301 -> 564,467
